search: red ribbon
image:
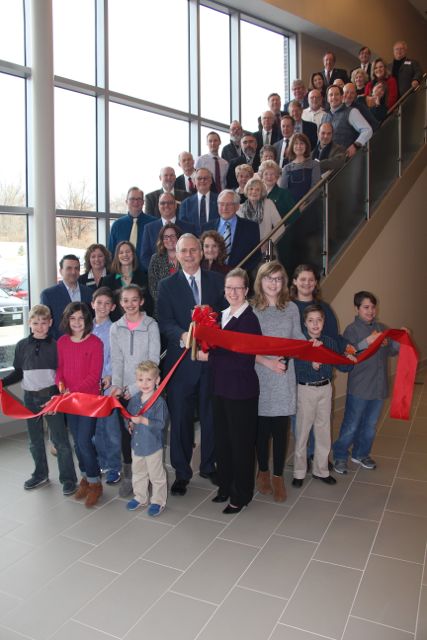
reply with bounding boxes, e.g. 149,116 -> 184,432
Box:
0,349 -> 188,422
193,324 -> 418,421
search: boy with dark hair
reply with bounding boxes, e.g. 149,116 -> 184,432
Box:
333,291 -> 402,474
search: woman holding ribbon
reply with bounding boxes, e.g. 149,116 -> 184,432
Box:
207,268 -> 262,514
252,261 -> 305,502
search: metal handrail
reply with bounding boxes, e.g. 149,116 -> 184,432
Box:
236,74 -> 427,271
236,171 -> 332,269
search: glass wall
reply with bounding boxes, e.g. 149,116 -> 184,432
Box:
0,1 -> 291,368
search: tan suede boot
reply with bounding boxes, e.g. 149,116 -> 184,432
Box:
256,470 -> 273,494
272,475 -> 287,502
85,482 -> 103,508
74,477 -> 89,500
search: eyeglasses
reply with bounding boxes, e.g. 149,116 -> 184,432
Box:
163,234 -> 177,240
218,202 -> 237,209
128,197 -> 143,202
196,176 -> 210,181
264,276 -> 283,283
159,201 -> 175,206
224,286 -> 246,293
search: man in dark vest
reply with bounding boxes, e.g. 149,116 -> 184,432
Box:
321,85 -> 372,158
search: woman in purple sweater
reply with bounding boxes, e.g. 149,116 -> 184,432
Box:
207,268 -> 262,514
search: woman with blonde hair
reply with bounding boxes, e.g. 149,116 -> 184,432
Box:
252,261 -> 305,501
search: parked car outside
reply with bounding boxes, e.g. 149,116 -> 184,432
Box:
0,287 -> 26,326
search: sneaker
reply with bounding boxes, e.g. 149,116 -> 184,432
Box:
106,470 -> 121,484
333,460 -> 348,475
148,503 -> 164,517
24,476 -> 49,490
63,481 -> 77,496
127,498 -> 145,511
351,456 -> 376,469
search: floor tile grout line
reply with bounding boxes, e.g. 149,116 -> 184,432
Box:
413,541 -> 427,640
50,617 -> 121,640
119,518 -> 231,639
370,552 -> 424,566
168,589 -> 219,607
275,621 -> 337,640
338,379 -> 421,640
350,613 -> 416,635
265,452 -> 362,640
236,584 -> 287,601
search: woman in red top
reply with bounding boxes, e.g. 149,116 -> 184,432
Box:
365,58 -> 398,110
56,302 -> 103,507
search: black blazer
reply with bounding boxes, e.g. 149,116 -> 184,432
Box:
101,269 -> 153,320
144,188 -> 189,218
174,174 -> 196,194
321,68 -> 349,86
221,142 -> 241,163
202,216 -> 261,272
157,269 -> 226,375
40,282 -> 93,339
253,128 -> 281,150
226,155 -> 261,189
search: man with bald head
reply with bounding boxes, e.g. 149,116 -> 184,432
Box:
302,89 -> 326,129
343,83 -> 379,131
311,122 -> 346,173
144,166 -> 189,217
222,120 -> 243,162
254,110 -> 281,149
175,152 -> 197,194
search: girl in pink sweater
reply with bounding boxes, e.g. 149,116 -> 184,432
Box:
56,302 -> 103,507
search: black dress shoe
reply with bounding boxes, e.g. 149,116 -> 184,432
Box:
223,504 -> 243,514
199,470 -> 219,486
212,492 -> 228,503
292,478 -> 303,488
312,474 -> 337,485
171,479 -> 189,496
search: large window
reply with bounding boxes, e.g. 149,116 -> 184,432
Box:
108,0 -> 189,111
109,104 -> 189,209
0,0 -> 25,65
54,89 -> 97,210
0,2 -> 292,369
240,20 -> 287,130
200,6 -> 231,124
53,0 -> 95,84
0,75 -> 26,206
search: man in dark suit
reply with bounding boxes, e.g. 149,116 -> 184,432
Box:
321,51 -> 349,86
175,152 -> 197,194
179,168 -> 219,234
257,93 -> 285,141
226,133 -> 260,189
254,110 -> 282,150
312,122 -> 346,173
144,167 -> 188,218
389,40 -> 422,97
140,193 -> 196,270
350,46 -> 372,79
157,234 -> 226,495
283,79 -> 309,112
202,189 -> 261,273
288,101 -> 318,150
221,120 -> 243,162
273,115 -> 294,168
40,254 -> 93,338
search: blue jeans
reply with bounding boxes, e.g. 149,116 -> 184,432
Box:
333,394 -> 384,462
290,414 -> 315,458
24,388 -> 77,485
94,410 -> 122,473
67,414 -> 100,482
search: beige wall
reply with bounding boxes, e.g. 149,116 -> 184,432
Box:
323,159 -> 427,400
268,0 -> 427,68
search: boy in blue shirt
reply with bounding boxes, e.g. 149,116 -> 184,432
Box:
293,304 -> 354,487
91,287 -> 122,485
126,361 -> 169,516
333,291 -> 401,474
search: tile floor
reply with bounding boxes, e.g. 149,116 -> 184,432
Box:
0,370 -> 426,640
